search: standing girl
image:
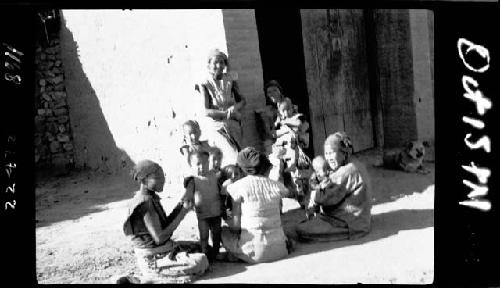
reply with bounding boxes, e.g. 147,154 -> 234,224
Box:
196,49 -> 246,167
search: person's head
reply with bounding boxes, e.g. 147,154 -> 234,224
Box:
278,98 -> 294,119
312,155 -> 329,178
207,49 -> 228,78
209,147 -> 223,171
221,164 -> 243,182
323,132 -> 353,171
264,80 -> 284,105
182,120 -> 201,145
188,150 -> 209,176
237,147 -> 272,176
131,160 -> 165,192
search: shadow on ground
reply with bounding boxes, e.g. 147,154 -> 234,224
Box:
198,261 -> 248,281
355,150 -> 435,206
35,170 -> 137,228
35,13 -> 137,228
283,207 -> 433,260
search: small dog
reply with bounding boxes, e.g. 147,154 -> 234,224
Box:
382,141 -> 430,174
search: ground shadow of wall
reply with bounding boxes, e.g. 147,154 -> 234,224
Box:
35,13 -> 136,227
282,207 -> 433,260
197,261 -> 248,281
197,207 -> 432,281
369,165 -> 435,206
356,150 -> 435,206
35,172 -> 137,228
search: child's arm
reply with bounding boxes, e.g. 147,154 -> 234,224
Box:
319,177 -> 335,190
280,114 -> 303,128
182,177 -> 195,209
305,189 -> 320,219
273,122 -> 294,139
221,179 -> 233,195
143,201 -> 189,245
309,173 -> 321,191
180,145 -> 190,164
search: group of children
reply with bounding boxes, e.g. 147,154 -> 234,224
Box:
178,120 -> 243,262
171,96 -> 339,263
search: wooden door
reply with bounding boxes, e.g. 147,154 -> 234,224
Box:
301,9 -> 374,154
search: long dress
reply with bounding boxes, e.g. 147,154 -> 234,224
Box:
295,159 -> 372,241
198,72 -> 242,167
221,175 -> 290,264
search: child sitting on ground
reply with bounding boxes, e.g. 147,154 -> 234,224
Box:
183,150 -> 222,262
219,164 -> 244,220
306,155 -> 335,219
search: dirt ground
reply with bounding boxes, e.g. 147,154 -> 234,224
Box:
35,149 -> 434,284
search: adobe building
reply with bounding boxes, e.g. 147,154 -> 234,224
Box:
33,9 -> 434,183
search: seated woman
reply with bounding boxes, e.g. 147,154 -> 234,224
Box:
220,147 -> 294,264
295,132 -> 372,242
121,160 -> 209,284
196,49 -> 246,167
255,80 -> 297,155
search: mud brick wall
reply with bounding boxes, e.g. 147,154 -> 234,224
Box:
34,37 -> 75,172
59,10 -> 241,183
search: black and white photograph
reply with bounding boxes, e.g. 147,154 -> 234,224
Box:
0,2 -> 498,285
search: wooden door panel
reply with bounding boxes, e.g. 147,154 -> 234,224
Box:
301,9 -> 374,154
338,9 -> 374,152
300,9 -> 327,156
344,110 -> 373,152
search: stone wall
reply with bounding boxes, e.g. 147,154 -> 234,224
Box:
34,36 -> 75,174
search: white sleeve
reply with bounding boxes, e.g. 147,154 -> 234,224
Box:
226,182 -> 244,202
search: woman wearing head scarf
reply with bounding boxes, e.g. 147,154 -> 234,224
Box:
219,147 -> 294,264
196,49 -> 246,167
295,132 -> 372,241
255,80 -> 297,155
120,160 -> 209,284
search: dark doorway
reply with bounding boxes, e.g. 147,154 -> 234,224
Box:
255,8 -> 313,156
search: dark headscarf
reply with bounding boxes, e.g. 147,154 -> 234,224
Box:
237,147 -> 271,176
264,80 -> 284,95
131,159 -> 161,183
